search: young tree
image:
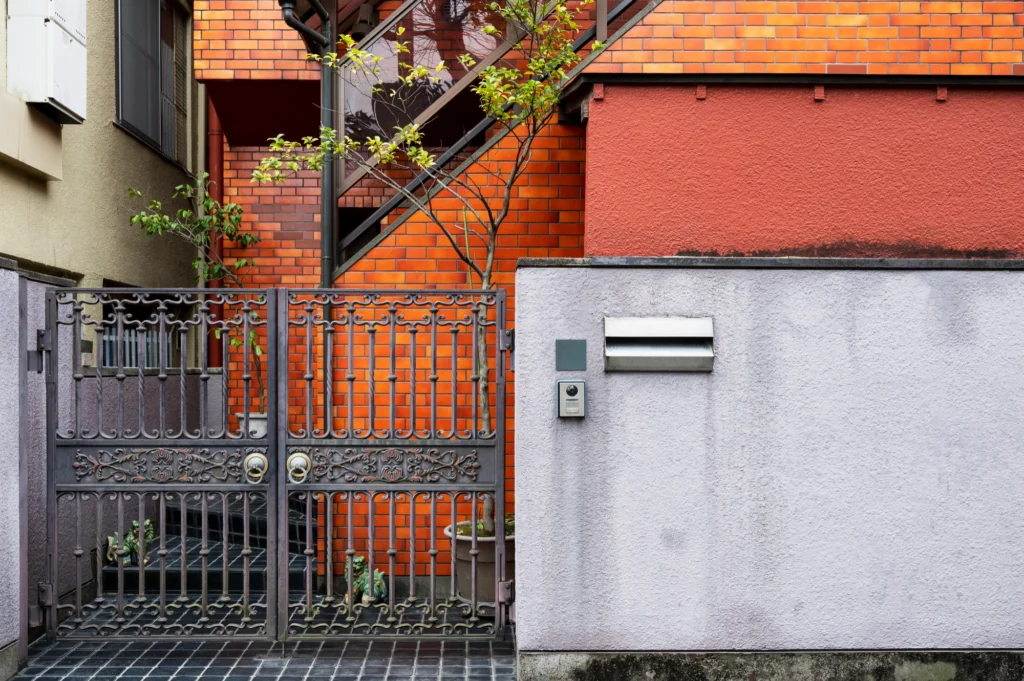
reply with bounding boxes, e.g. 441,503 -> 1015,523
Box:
129,174 -> 267,414
254,0 -> 595,531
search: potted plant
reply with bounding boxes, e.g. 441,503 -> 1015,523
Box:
444,513 -> 514,605
129,174 -> 266,437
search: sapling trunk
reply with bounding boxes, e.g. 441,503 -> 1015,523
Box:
477,269 -> 496,535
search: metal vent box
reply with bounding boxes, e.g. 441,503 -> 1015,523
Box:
7,0 -> 87,124
604,317 -> 714,372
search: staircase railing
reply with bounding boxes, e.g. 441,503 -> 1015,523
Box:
333,0 -> 645,275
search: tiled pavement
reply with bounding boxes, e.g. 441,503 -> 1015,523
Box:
16,638 -> 517,681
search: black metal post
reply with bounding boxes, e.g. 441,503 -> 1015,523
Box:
278,1 -> 335,288
320,4 -> 336,288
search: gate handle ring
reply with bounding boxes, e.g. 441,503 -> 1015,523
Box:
287,452 -> 312,484
244,452 -> 269,485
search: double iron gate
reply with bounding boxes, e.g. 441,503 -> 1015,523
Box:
42,288 -> 510,641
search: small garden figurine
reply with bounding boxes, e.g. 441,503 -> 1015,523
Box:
345,555 -> 387,605
107,520 -> 155,567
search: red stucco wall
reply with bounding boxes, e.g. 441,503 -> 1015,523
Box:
585,85 -> 1024,257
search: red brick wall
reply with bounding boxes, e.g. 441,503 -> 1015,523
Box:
223,146 -> 323,285
586,0 -> 1024,75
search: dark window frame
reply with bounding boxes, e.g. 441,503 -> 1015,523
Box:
114,0 -> 190,166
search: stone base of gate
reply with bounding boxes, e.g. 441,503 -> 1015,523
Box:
0,641 -> 21,681
517,651 -> 1024,681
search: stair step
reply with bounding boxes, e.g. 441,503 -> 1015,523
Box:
100,535 -> 316,593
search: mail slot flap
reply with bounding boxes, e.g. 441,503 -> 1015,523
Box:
604,316 -> 713,339
604,317 -> 714,372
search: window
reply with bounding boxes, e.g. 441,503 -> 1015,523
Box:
116,0 -> 189,164
99,298 -> 188,369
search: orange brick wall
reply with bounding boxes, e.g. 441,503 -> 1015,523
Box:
194,0 -> 408,81
587,0 -> 1024,75
194,1 -> 319,80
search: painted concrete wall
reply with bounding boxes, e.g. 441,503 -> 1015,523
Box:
516,262 -> 1024,651
23,278 -> 48,639
585,85 -> 1024,258
0,0 -> 198,287
0,269 -> 22,657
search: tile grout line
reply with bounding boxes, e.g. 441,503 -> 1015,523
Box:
196,641 -> 228,681
330,640 -> 347,681
356,641 -> 371,681
38,639 -> 83,678
112,641 -> 158,681
272,641 -> 293,681
300,641 -> 323,681
380,641 -> 395,681
221,640 -> 250,681
138,641 -> 183,681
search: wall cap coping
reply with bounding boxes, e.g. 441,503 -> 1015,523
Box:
517,256 -> 1024,271
0,257 -> 77,286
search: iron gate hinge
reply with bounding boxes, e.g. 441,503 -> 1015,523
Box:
32,582 -> 54,628
504,329 -> 515,372
498,579 -> 514,605
28,329 -> 50,374
38,582 -> 53,608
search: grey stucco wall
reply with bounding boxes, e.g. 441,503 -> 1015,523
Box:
25,279 -> 47,636
0,269 -> 22,651
515,265 -> 1024,652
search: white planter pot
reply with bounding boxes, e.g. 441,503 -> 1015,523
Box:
236,412 -> 268,438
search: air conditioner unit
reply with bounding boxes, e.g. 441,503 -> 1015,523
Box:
7,0 -> 87,124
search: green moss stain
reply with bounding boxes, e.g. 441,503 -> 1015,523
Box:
895,662 -> 957,681
569,655 -> 709,681
538,652 -> 1024,681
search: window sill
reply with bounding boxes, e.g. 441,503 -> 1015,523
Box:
113,119 -> 192,177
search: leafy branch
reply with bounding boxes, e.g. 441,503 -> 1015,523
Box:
129,173 -> 267,415
129,172 -> 259,286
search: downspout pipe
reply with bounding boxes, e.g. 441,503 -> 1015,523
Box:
207,97 -> 225,367
319,13 -> 335,289
280,2 -> 330,52
277,0 -> 335,288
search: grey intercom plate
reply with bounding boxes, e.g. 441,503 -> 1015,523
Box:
557,380 -> 586,418
556,339 -> 587,371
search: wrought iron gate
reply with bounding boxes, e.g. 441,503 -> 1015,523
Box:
43,287 -> 509,641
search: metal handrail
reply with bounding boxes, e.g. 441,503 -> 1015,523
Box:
335,0 -> 640,258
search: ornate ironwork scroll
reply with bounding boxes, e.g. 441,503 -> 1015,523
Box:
71,447 -> 255,484
309,447 -> 480,483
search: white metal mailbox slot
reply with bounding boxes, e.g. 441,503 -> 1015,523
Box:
604,317 -> 714,372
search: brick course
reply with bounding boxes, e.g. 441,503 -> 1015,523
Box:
586,0 -> 1024,75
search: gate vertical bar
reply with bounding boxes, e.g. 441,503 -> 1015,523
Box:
494,289 -> 508,635
266,288 -> 281,642
273,288 -> 289,640
44,287 -> 58,642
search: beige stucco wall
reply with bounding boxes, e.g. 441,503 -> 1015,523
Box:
0,0 -> 200,287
